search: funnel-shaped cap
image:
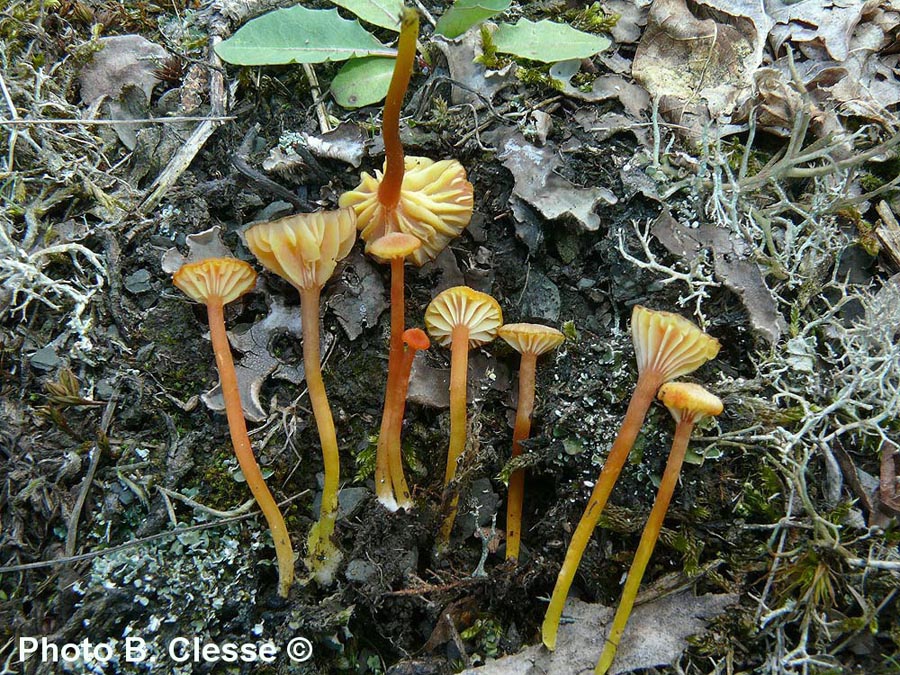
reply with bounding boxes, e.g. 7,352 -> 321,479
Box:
245,208 -> 356,291
425,286 -> 503,348
340,157 -> 473,266
173,257 -> 257,305
632,306 -> 720,382
658,382 -> 723,424
499,323 -> 565,356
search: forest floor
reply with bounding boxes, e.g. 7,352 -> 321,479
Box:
1,0 -> 899,674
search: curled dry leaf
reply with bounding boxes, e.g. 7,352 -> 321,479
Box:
499,132 -> 617,233
432,29 -> 516,108
650,209 -> 786,344
632,0 -> 770,136
202,293 -> 335,422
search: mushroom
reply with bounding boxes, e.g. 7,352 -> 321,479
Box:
595,382 -> 723,675
384,327 -> 431,509
172,257 -> 295,597
338,8 -> 473,267
244,208 -> 356,585
497,323 -> 565,562
368,232 -> 423,511
542,305 -> 720,649
425,286 -> 503,548
340,8 -> 473,512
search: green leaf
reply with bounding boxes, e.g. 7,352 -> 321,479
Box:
214,5 -> 395,66
492,18 -> 611,63
331,56 -> 395,108
434,0 -> 511,39
331,0 -> 404,31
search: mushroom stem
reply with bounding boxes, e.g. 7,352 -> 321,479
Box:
207,299 -> 294,598
299,285 -> 344,583
506,351 -> 537,562
595,418 -> 694,674
386,330 -> 427,508
438,322 -> 470,547
378,7 -> 418,210
375,254 -> 412,510
542,370 -> 663,650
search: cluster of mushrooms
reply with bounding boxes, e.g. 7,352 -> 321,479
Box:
171,7 -> 725,673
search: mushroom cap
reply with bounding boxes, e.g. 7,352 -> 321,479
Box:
244,208 -> 356,291
339,156 -> 473,266
632,305 -> 720,382
498,323 -> 565,356
425,286 -> 503,348
173,257 -> 257,305
403,327 -> 431,351
658,382 -> 723,423
368,232 -> 422,261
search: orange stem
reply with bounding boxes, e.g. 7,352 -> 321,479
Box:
595,418 -> 694,674
542,369 -> 664,649
300,286 -> 343,584
437,324 -> 469,548
506,351 -> 537,562
386,335 -> 420,509
207,299 -> 294,597
375,257 -> 408,510
377,8 -> 418,209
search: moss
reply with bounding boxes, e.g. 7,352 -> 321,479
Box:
474,24 -> 511,70
553,2 -> 620,34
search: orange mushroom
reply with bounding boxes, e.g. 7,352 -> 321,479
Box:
542,306 -> 720,649
596,383 -> 723,674
244,208 -> 356,585
384,327 -> 431,510
369,233 -> 423,511
425,286 -> 503,549
497,323 -> 565,562
173,257 -> 295,597
339,8 -> 473,267
339,7 -> 473,512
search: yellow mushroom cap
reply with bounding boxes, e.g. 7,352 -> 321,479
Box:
425,286 -> 503,348
368,232 -> 422,261
632,305 -> 720,382
498,323 -> 565,356
339,156 -> 473,266
173,257 -> 257,305
658,382 -> 723,424
244,208 -> 356,291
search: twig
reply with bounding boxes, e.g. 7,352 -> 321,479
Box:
65,394 -> 118,557
302,64 -> 332,134
0,70 -> 19,170
158,486 -> 256,519
0,115 -> 236,126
